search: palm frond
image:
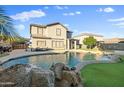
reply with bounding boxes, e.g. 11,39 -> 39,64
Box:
0,7 -> 24,43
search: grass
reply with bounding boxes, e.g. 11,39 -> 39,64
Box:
80,56 -> 124,87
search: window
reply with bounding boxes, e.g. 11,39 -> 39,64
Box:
56,28 -> 61,36
52,41 -> 64,48
38,27 -> 44,36
59,41 -> 64,48
37,41 -> 46,48
52,41 -> 56,48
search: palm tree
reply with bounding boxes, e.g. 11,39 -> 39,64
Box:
0,7 -> 23,44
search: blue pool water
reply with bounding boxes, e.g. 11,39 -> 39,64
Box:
1,52 -> 102,70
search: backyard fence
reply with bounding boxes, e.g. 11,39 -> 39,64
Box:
12,43 -> 28,49
99,43 -> 124,50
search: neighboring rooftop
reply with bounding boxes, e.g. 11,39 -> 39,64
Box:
73,33 -> 104,37
104,38 -> 124,40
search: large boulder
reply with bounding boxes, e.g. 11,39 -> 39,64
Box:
50,63 -> 83,87
0,64 -> 32,87
50,63 -> 69,80
55,71 -> 82,87
0,64 -> 55,87
62,71 -> 81,86
31,68 -> 54,87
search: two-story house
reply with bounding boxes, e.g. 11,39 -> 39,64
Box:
30,22 -> 75,50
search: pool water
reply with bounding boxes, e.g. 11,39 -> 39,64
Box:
1,52 -> 105,70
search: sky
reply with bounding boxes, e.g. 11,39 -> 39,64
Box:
2,5 -> 124,38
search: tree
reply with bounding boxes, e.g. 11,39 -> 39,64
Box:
83,36 -> 97,49
0,7 -> 23,43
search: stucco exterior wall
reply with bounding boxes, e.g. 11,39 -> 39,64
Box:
46,24 -> 67,39
30,24 -> 68,50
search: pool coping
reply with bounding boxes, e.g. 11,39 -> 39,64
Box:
0,49 -> 117,72
0,49 -> 103,65
0,50 -> 68,66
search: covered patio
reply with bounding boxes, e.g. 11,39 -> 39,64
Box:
67,39 -> 80,50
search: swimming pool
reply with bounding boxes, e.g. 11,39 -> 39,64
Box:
1,52 -> 106,70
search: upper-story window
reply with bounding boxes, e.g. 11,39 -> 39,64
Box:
56,28 -> 61,36
38,27 -> 44,36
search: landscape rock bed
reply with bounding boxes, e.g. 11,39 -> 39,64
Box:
0,63 -> 82,87
0,64 -> 55,87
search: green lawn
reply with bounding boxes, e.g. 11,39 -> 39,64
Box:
80,56 -> 124,87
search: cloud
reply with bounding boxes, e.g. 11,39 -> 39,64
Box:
15,24 -> 25,31
63,13 -> 68,16
64,24 -> 69,27
73,29 -> 79,32
63,12 -> 74,16
63,11 -> 81,16
75,11 -> 81,14
55,6 -> 63,10
111,31 -> 124,37
10,9 -> 46,22
108,17 -> 124,22
69,13 -> 75,16
97,7 -> 115,13
108,17 -> 124,28
113,22 -> 124,26
55,6 -> 68,10
104,7 -> 114,13
64,6 -> 68,9
44,6 -> 49,9
112,22 -> 124,28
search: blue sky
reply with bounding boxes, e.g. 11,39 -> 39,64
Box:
2,5 -> 124,38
